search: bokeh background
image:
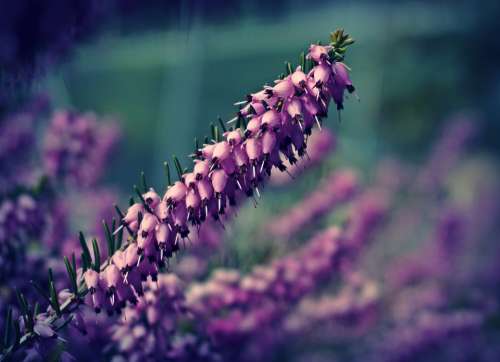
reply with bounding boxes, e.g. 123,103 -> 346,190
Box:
1,1 -> 500,361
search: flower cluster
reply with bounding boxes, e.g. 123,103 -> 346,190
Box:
43,110 -> 120,187
282,273 -> 379,335
266,168 -> 358,239
0,97 -> 49,191
186,227 -> 343,318
185,191 -> 386,354
385,207 -> 465,290
82,35 -> 356,314
110,274 -> 220,362
375,310 -> 484,362
6,25 -> 500,362
0,192 -> 45,280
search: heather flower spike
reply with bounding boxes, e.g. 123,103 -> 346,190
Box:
2,31 -> 357,358
78,30 -> 356,313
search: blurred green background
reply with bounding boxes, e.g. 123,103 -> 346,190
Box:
32,0 -> 499,194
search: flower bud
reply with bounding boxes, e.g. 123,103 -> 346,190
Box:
139,213 -> 157,235
313,64 -> 331,86
164,181 -> 187,204
226,130 -> 242,146
137,231 -> 154,250
262,132 -> 277,155
186,189 -> 201,209
126,243 -> 139,268
197,178 -> 214,201
291,68 -> 307,88
261,110 -> 280,131
233,145 -> 249,168
105,265 -> 122,289
246,138 -> 262,161
211,170 -> 228,194
201,143 -> 216,159
123,203 -> 144,225
155,200 -> 169,221
84,269 -> 100,292
249,89 -> 267,102
213,141 -> 231,162
246,116 -> 261,136
271,78 -> 294,98
155,223 -> 171,245
183,172 -> 197,188
113,250 -> 127,271
194,159 -> 210,180
143,189 -> 160,209
332,62 -> 354,91
308,44 -> 331,63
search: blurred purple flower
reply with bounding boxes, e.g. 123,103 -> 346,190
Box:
266,169 -> 358,239
417,115 -> 477,192
0,193 -> 46,279
109,274 -> 220,361
43,110 -> 120,187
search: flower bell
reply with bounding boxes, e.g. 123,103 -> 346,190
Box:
313,63 -> 331,87
194,159 -> 210,180
212,141 -> 231,164
184,172 -> 197,188
164,181 -> 188,207
122,203 -> 144,232
211,169 -> 228,215
143,189 -> 160,209
200,143 -> 216,159
233,145 -> 249,173
261,110 -> 281,132
268,78 -> 294,99
186,189 -> 201,224
112,250 -> 127,272
226,130 -> 242,146
307,44 -> 332,63
332,62 -> 355,93
155,200 -> 169,222
291,67 -> 307,89
245,116 -> 261,137
85,33 -> 357,318
139,213 -> 157,236
125,243 -> 140,270
83,269 -> 99,293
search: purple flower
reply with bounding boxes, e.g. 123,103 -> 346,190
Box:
0,192 -> 46,279
417,115 -> 477,192
267,169 -> 358,239
109,274 -> 219,361
0,97 -> 47,191
283,273 -> 379,335
43,110 -> 121,187
374,310 -> 484,362
83,39 -> 357,313
385,206 -> 465,290
185,194 -> 386,357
